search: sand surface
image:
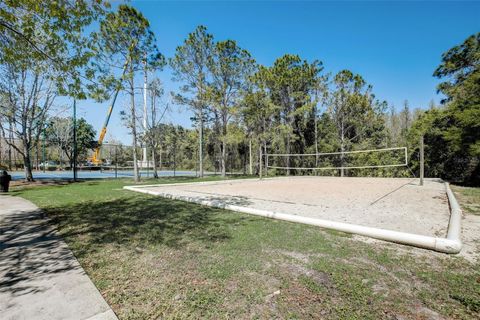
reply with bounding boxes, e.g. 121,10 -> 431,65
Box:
139,177 -> 450,237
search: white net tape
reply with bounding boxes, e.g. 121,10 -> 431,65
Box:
266,147 -> 408,171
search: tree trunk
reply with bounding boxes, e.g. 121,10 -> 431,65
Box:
221,140 -> 226,177
221,127 -> 226,178
130,72 -> 140,182
314,106 -> 319,175
142,57 -> 148,165
159,147 -> 162,172
263,140 -> 268,176
198,109 -> 204,178
313,106 -> 320,176
243,145 -> 247,175
8,121 -> 13,170
286,136 -> 290,176
152,148 -> 158,178
35,141 -> 40,170
23,143 -> 34,181
249,138 -> 253,175
258,144 -> 263,178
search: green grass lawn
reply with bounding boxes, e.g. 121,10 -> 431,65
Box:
13,178 -> 480,319
452,185 -> 480,216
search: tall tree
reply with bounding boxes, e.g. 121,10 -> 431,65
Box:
257,54 -> 323,174
0,0 -> 108,181
45,117 -> 96,167
328,70 -> 382,176
241,83 -> 276,176
93,4 -> 165,182
209,40 -> 255,177
400,100 -> 411,144
434,32 -> 480,161
170,25 -> 214,178
311,73 -> 329,168
0,0 -> 108,98
144,78 -> 168,178
411,33 -> 479,184
0,64 -> 56,180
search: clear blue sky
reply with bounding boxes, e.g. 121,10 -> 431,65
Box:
74,0 -> 480,143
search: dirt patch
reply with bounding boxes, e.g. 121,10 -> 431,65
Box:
409,304 -> 446,320
279,281 -> 331,319
10,179 -> 73,188
268,249 -> 312,263
266,249 -> 333,289
282,263 -> 333,289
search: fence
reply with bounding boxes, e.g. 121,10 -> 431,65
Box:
0,137 -> 252,180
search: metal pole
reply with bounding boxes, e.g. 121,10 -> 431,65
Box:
420,135 -> 424,186
73,99 -> 78,181
115,145 -> 118,179
42,127 -> 46,173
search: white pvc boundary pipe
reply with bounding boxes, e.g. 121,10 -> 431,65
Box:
123,180 -> 462,254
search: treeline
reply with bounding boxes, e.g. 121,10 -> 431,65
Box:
156,26 -> 479,184
408,33 -> 480,185
0,2 -> 478,184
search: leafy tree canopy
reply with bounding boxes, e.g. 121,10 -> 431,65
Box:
410,33 -> 480,184
45,117 -> 96,164
90,4 -> 165,101
0,0 -> 110,98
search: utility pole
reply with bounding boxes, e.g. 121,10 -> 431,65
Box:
142,55 -> 148,168
420,135 -> 424,186
73,99 -> 78,181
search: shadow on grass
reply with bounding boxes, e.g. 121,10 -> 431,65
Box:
0,208 -> 82,298
46,195 -> 255,258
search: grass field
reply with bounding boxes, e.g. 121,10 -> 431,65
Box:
13,178 -> 480,319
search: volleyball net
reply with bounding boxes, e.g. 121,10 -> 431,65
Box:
265,147 -> 408,174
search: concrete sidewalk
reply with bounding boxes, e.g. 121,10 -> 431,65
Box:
0,194 -> 118,320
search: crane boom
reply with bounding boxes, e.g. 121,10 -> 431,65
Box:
90,59 -> 130,165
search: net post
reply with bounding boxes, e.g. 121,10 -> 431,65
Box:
420,135 -> 424,186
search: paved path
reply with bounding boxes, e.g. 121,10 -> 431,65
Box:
0,194 -> 117,320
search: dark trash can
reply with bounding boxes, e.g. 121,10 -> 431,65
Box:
0,171 -> 12,192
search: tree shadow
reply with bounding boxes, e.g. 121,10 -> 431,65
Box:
0,209 -> 82,299
0,191 -> 255,302
45,195 -> 256,258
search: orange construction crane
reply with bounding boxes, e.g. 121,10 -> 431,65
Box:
90,59 -> 130,165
